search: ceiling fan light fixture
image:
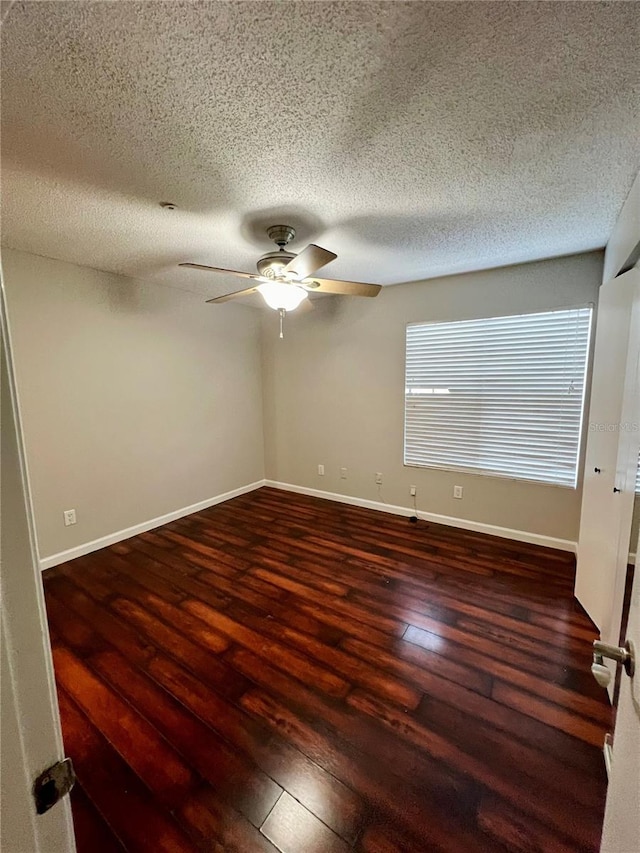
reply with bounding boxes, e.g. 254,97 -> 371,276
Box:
187,224 -> 382,306
257,282 -> 307,311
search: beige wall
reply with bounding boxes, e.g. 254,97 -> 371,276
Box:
2,248 -> 264,560
262,252 -> 603,543
2,247 -> 604,558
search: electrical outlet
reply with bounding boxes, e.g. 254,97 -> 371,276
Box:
318,464 -> 325,476
375,472 -> 383,485
453,485 -> 463,499
340,467 -> 348,479
410,485 -> 416,497
63,509 -> 76,526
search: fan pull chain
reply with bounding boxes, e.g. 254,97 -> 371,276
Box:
279,308 -> 285,339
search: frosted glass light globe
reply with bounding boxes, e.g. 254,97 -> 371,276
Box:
257,282 -> 308,311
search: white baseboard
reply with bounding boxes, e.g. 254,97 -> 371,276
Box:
264,480 -> 577,554
40,477 -> 577,570
39,479 -> 266,571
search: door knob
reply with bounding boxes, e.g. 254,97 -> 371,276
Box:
593,640 -> 635,678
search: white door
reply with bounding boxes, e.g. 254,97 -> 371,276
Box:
576,268 -> 640,639
0,280 -> 76,851
600,525 -> 640,851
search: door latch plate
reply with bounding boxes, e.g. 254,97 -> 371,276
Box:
33,757 -> 75,815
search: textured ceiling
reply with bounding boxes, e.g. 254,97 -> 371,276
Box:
1,1 -> 639,299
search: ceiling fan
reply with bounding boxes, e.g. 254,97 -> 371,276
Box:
179,225 -> 382,326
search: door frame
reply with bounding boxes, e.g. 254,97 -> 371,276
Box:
600,512 -> 640,851
1,269 -> 76,853
604,278 -> 640,657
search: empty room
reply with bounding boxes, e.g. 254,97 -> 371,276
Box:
1,2 -> 639,852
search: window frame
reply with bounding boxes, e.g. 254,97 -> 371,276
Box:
402,304 -> 594,489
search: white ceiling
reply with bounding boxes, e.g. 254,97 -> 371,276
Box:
1,1 -> 639,299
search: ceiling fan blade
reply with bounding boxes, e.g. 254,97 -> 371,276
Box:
180,263 -> 263,282
302,277 -> 382,297
282,244 -> 337,280
205,286 -> 258,303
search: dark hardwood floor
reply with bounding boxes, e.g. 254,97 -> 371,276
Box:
43,487 -> 611,853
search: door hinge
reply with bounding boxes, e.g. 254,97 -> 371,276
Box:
33,758 -> 75,815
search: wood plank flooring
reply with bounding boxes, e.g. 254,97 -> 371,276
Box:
43,486 -> 611,852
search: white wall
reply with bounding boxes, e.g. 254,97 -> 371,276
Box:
2,248 -> 264,562
262,252 -> 603,545
603,170 -> 640,283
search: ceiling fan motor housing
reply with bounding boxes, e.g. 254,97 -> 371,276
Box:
257,250 -> 296,279
257,225 -> 298,279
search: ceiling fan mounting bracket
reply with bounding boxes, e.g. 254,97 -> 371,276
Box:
266,224 -> 296,248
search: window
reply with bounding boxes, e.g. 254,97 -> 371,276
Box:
404,306 -> 593,487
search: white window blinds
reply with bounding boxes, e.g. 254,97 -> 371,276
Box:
404,306 -> 593,487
